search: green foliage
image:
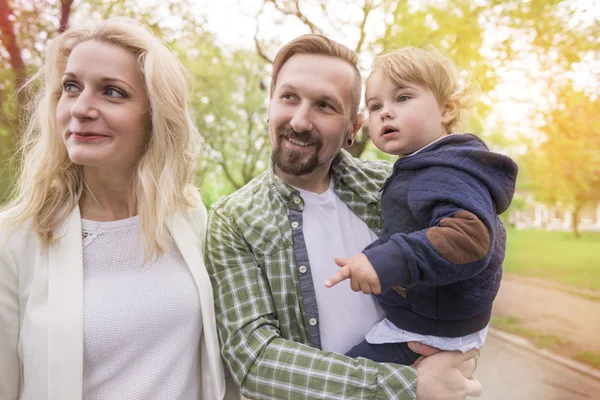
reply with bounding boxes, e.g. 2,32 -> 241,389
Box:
179,39 -> 270,190
524,86 -> 600,234
1,0 -> 598,203
504,227 -> 600,290
378,0 -> 494,93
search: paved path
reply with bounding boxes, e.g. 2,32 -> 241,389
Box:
476,334 -> 600,399
492,275 -> 600,353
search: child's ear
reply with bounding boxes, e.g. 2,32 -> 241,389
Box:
441,99 -> 460,125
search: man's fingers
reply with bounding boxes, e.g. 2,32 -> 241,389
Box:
350,278 -> 361,292
333,256 -> 348,267
465,377 -> 483,397
455,348 -> 480,366
452,349 -> 479,367
410,355 -> 425,368
457,357 -> 476,379
408,342 -> 441,357
325,266 -> 351,288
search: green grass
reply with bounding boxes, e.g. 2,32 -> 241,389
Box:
492,316 -> 600,369
490,316 -> 569,351
575,351 -> 600,369
504,227 -> 600,291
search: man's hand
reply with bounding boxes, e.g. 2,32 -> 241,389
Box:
325,254 -> 381,294
415,348 -> 483,400
409,342 -> 478,378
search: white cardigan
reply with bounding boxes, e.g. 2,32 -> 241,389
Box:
0,202 -> 240,400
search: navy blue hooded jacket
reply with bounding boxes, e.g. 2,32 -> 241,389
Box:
363,133 -> 518,337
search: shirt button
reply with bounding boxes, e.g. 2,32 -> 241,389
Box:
291,221 -> 299,228
309,318 -> 317,326
299,265 -> 307,273
293,196 -> 301,204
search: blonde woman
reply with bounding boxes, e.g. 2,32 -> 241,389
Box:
0,18 -> 239,400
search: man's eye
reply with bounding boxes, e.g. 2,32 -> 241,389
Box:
282,93 -> 297,100
318,102 -> 333,110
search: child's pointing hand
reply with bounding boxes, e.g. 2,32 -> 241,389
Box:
325,253 -> 382,295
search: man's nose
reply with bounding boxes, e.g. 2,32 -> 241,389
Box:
290,104 -> 313,133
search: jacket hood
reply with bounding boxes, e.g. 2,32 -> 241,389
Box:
395,134 -> 518,214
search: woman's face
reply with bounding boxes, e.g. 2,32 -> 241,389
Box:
56,40 -> 149,175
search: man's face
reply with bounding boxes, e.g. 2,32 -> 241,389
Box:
268,53 -> 359,178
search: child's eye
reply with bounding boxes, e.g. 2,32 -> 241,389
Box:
369,104 -> 382,112
397,95 -> 410,103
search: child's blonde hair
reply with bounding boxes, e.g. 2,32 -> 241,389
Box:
369,46 -> 477,133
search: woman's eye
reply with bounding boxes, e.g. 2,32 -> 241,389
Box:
63,82 -> 79,93
105,87 -> 127,98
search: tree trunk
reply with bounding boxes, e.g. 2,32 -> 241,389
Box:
59,0 -> 75,33
572,203 -> 582,239
0,0 -> 27,141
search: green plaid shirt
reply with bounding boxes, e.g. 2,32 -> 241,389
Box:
206,150 -> 418,399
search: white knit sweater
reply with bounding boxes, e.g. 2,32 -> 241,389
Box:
81,216 -> 201,400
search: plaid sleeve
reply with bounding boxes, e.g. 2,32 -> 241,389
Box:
205,205 -> 418,400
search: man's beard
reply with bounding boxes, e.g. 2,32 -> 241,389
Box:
271,124 -> 323,176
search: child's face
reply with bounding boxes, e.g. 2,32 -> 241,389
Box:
366,70 -> 449,156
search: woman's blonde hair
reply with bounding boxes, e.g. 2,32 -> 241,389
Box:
369,46 -> 477,133
4,17 -> 201,260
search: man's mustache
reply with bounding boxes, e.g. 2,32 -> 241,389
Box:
277,125 -> 321,146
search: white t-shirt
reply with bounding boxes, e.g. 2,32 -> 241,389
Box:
295,179 -> 386,354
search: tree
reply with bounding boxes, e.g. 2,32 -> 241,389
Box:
525,86 -> 600,237
177,36 -> 271,191
0,0 -> 206,201
247,0 -> 598,158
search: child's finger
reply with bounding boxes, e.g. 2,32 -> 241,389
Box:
350,277 -> 361,292
371,280 -> 382,294
325,265 -> 351,288
333,256 -> 348,267
359,281 -> 372,294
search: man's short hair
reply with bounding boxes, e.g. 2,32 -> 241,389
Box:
271,34 -> 362,120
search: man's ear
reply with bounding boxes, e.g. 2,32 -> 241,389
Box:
350,112 -> 364,141
441,99 -> 460,125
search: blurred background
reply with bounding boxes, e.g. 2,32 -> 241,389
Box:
1,0 -> 599,398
